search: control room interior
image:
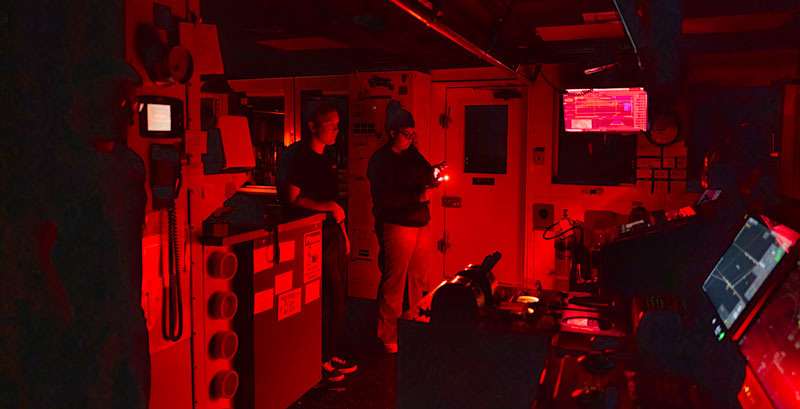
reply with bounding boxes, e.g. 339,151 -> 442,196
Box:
4,1 -> 800,409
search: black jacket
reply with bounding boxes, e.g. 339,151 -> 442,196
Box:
367,143 -> 434,228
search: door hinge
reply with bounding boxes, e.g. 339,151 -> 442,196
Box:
438,106 -> 451,129
437,232 -> 451,254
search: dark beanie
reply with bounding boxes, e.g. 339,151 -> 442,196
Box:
385,100 -> 415,133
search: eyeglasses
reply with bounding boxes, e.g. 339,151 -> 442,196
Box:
397,130 -> 416,139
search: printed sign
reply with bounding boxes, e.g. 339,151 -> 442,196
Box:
305,279 -> 320,304
304,230 -> 322,283
277,288 -> 302,321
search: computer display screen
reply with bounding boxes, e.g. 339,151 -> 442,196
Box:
562,87 -> 648,133
738,268 -> 800,409
147,103 -> 172,131
702,216 -> 800,332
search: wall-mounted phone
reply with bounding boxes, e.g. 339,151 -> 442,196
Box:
149,144 -> 182,210
150,143 -> 184,341
139,96 -> 184,139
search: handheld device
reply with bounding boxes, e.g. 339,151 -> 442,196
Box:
431,161 -> 450,186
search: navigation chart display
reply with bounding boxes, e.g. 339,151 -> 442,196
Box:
702,216 -> 800,330
563,87 -> 648,133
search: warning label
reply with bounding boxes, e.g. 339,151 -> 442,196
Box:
303,230 -> 322,283
277,288 -> 302,321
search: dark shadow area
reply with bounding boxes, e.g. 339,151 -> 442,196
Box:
289,298 -> 397,409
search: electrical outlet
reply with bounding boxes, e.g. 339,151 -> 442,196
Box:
442,196 -> 462,208
533,147 -> 545,165
533,203 -> 554,229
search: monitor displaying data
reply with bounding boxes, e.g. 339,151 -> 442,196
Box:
739,269 -> 800,409
563,87 -> 648,133
147,103 -> 172,132
702,216 -> 800,331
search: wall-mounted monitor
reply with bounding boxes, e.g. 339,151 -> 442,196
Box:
563,87 -> 648,133
146,103 -> 171,131
139,96 -> 185,138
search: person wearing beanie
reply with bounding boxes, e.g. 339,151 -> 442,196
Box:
277,102 -> 357,386
367,101 -> 439,353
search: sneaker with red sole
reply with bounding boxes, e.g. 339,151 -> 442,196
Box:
330,357 -> 357,374
321,361 -> 344,382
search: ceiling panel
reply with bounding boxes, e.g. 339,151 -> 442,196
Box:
201,0 -> 799,79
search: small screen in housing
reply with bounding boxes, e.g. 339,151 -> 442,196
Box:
147,104 -> 171,132
563,87 -> 647,133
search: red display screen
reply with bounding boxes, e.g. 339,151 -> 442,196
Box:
563,87 -> 648,133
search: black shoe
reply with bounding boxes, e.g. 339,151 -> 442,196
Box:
330,357 -> 357,374
322,361 -> 344,382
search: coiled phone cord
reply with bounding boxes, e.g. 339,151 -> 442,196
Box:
162,202 -> 183,341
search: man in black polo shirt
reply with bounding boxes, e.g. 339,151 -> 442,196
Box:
277,102 -> 356,385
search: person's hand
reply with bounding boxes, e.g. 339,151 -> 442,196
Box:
340,222 -> 351,255
330,202 -> 346,223
419,189 -> 432,202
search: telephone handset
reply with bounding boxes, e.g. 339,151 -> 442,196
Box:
149,143 -> 184,341
149,143 -> 181,210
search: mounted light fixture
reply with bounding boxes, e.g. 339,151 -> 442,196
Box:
584,61 -> 621,75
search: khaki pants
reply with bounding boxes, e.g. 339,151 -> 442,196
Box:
377,222 -> 430,346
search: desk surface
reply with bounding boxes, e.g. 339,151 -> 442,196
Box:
201,213 -> 324,246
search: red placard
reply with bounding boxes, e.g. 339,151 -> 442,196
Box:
277,288 -> 302,321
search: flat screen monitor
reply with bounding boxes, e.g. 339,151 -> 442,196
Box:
738,268 -> 800,409
138,96 -> 184,139
147,103 -> 172,131
563,87 -> 648,133
702,215 -> 800,340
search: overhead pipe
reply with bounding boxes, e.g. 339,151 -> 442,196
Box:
390,0 -> 535,87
